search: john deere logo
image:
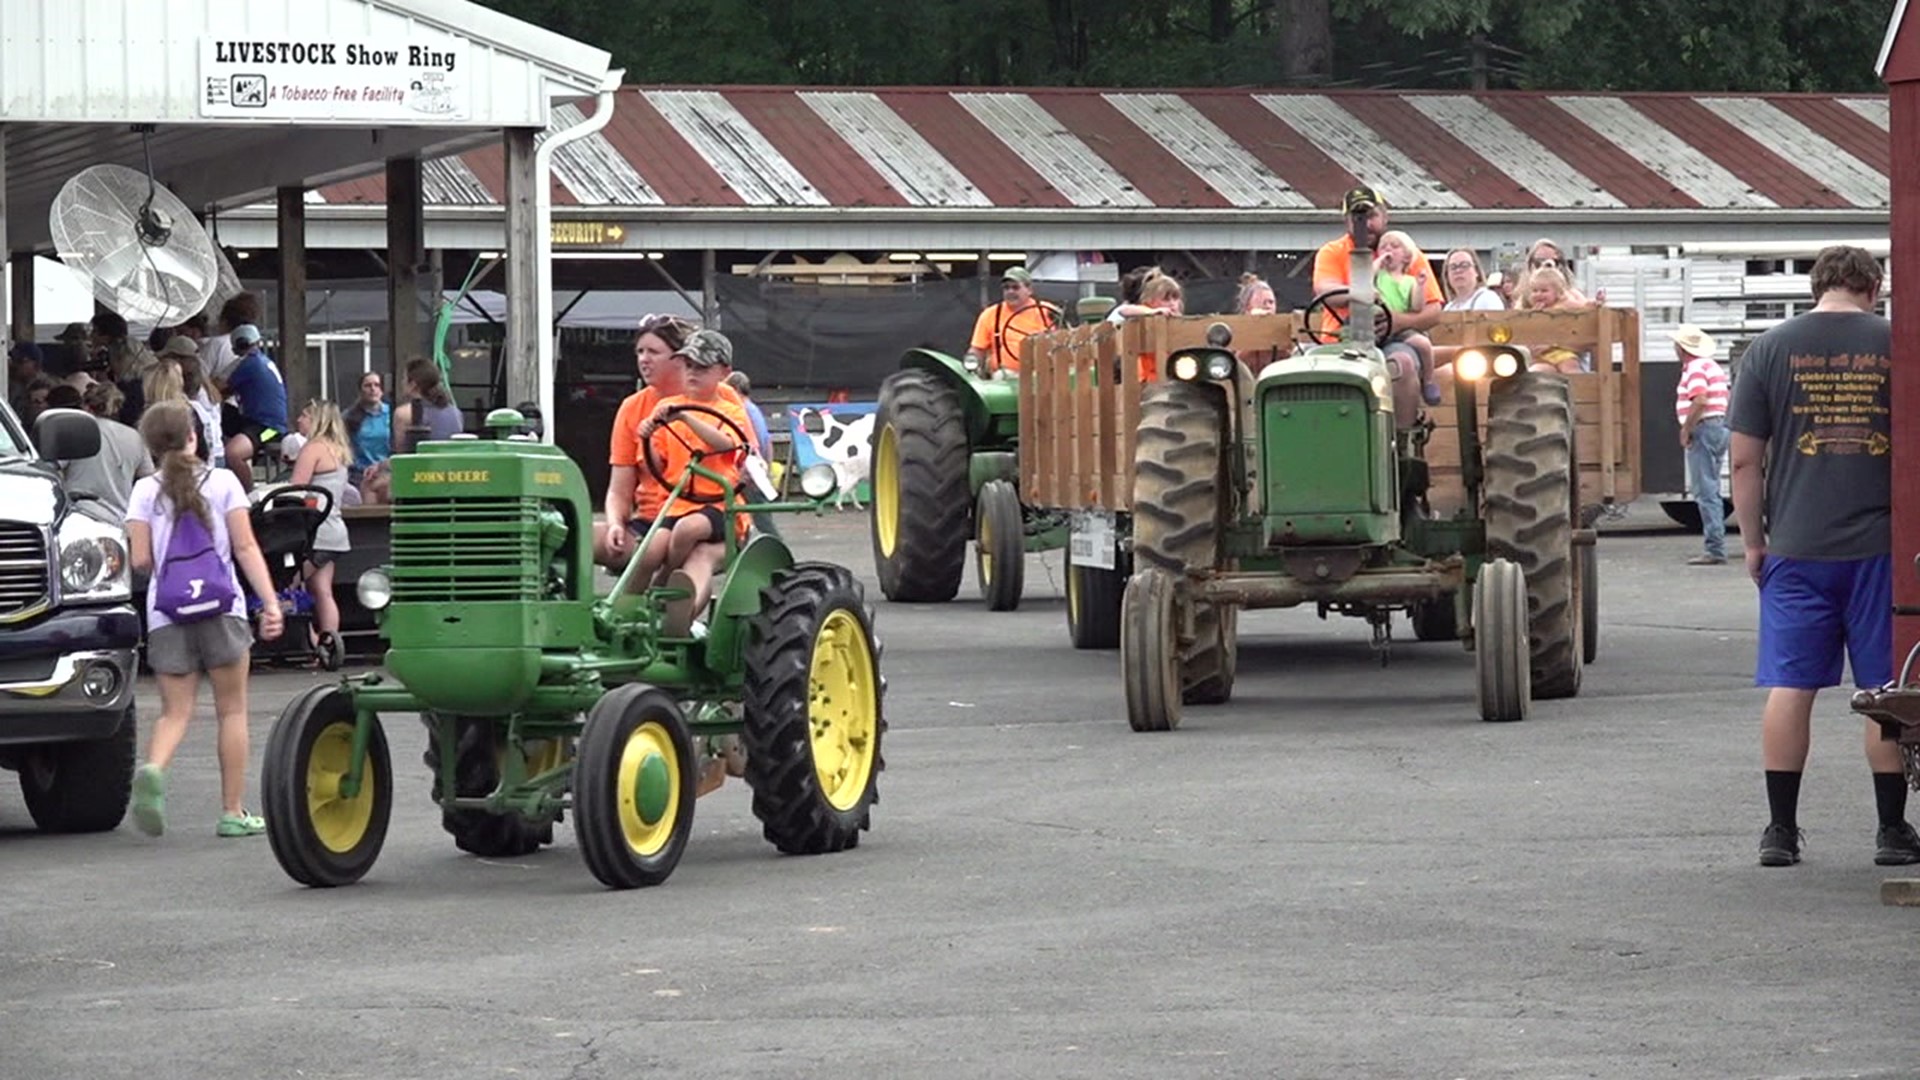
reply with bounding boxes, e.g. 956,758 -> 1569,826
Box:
412,469 -> 491,484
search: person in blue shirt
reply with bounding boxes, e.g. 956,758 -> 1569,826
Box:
218,323 -> 289,490
341,370 -> 392,483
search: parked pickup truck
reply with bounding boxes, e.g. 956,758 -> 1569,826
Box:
0,404 -> 140,832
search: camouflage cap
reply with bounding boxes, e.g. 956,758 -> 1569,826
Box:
1001,266 -> 1034,285
673,328 -> 734,369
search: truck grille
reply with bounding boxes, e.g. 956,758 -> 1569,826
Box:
0,523 -> 49,618
389,497 -> 544,603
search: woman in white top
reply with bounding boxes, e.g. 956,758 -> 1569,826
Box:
1440,249 -> 1508,312
289,399 -> 354,651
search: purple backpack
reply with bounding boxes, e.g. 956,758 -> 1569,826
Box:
153,480 -> 236,623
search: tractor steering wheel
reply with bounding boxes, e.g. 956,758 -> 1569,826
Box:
1301,288 -> 1395,347
643,403 -> 755,505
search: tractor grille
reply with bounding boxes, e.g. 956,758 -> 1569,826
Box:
1268,384 -> 1367,404
0,523 -> 49,618
389,497 -> 544,603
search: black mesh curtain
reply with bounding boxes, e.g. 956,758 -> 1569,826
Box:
711,275 -> 981,390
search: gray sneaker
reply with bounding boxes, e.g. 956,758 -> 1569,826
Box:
1759,823 -> 1802,867
1688,554 -> 1727,566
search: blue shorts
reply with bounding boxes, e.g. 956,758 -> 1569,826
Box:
1756,553 -> 1892,690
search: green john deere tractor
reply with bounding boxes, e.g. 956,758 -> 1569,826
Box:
1121,212 -> 1589,730
259,409 -> 885,890
869,300 -> 1111,611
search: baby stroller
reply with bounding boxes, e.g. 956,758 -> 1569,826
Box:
248,483 -> 345,671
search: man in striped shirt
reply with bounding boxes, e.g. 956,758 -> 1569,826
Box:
1674,325 -> 1730,565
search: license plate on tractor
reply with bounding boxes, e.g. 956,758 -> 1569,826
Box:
1070,509 -> 1116,570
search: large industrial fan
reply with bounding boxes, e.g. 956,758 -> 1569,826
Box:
49,138 -> 218,328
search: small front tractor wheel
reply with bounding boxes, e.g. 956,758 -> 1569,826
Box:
574,684 -> 697,889
423,716 -> 558,858
263,685 -> 394,887
1484,374 -> 1582,699
1185,603 -> 1238,705
1066,553 -> 1129,650
975,479 -> 1025,611
1122,568 -> 1184,732
18,703 -> 135,833
1411,596 -> 1459,642
743,563 -> 886,855
871,369 -> 971,603
1581,545 -> 1600,665
1475,559 -> 1532,723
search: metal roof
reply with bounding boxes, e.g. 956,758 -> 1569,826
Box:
306,86 -> 1891,216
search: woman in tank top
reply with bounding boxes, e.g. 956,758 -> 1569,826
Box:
290,399 -> 354,653
391,357 -> 464,454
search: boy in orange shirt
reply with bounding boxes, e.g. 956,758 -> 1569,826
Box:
631,329 -> 752,634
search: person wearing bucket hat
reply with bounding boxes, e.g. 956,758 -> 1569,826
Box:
1671,324 -> 1730,566
628,327 -> 754,636
963,264 -> 1059,378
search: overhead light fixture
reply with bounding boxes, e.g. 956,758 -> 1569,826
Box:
988,253 -> 1027,261
234,251 -> 250,260
645,251 -> 666,260
478,250 -> 503,259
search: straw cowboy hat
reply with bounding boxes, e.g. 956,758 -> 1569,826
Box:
1670,325 -> 1718,359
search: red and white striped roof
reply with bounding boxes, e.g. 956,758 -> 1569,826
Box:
315,87 -> 1892,214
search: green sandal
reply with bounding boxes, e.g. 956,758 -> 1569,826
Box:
131,764 -> 166,837
216,811 -> 266,838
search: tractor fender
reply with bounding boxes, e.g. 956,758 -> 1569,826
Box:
705,534 -> 797,674
900,348 -> 1020,451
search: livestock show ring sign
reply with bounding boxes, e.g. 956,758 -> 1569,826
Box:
199,38 -> 469,121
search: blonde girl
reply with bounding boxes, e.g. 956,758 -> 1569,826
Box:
125,400 -> 283,837
1520,267 -> 1591,373
290,399 -> 354,649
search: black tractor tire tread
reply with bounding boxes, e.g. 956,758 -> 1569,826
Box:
976,479 -> 1025,611
423,717 -> 553,858
1131,383 -> 1227,576
742,563 -> 887,855
1184,605 -> 1237,705
1067,557 -> 1129,650
18,704 -> 135,833
573,684 -> 696,889
263,685 -> 394,887
1484,374 -> 1581,700
872,370 -> 971,602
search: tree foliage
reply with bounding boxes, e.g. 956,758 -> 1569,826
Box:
476,0 -> 1893,92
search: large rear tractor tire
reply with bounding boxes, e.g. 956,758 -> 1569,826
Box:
423,717 -> 560,858
742,563 -> 886,855
1185,604 -> 1237,705
263,685 -> 394,887
871,369 -> 970,603
1484,374 -> 1582,700
975,479 -> 1025,612
1475,559 -> 1532,722
18,703 -> 135,833
1066,553 -> 1129,650
1122,568 -> 1184,732
574,684 -> 697,889
1131,381 -> 1233,711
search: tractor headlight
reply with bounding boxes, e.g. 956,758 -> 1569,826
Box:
1171,354 -> 1201,381
1492,350 -> 1520,378
961,354 -> 981,374
356,567 -> 393,611
1370,373 -> 1391,405
800,463 -> 839,499
1456,350 -> 1489,382
57,514 -> 130,602
1205,353 -> 1235,380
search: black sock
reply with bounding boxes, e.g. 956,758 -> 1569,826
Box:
1766,771 -> 1803,831
1873,772 -> 1908,828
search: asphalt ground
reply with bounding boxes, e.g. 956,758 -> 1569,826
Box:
4,504 -> 1917,1079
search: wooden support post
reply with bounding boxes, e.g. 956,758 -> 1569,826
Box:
701,249 -> 717,325
386,156 -> 424,389
977,253 -> 991,309
276,186 -> 312,403
503,128 -> 541,409
1890,76 -> 1920,668
10,251 -> 34,348
1595,306 -> 1616,505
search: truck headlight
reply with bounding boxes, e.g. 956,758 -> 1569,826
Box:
1456,350 -> 1489,382
356,567 -> 393,611
57,514 -> 130,602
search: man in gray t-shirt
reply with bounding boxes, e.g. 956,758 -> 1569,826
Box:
60,383 -> 153,523
1727,244 -> 1916,869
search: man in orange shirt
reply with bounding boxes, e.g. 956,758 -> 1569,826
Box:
964,266 -> 1060,377
1310,185 -> 1445,424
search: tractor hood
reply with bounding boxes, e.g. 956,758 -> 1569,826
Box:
1254,344 -> 1392,413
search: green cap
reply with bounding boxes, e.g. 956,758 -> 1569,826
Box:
1001,266 -> 1034,285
